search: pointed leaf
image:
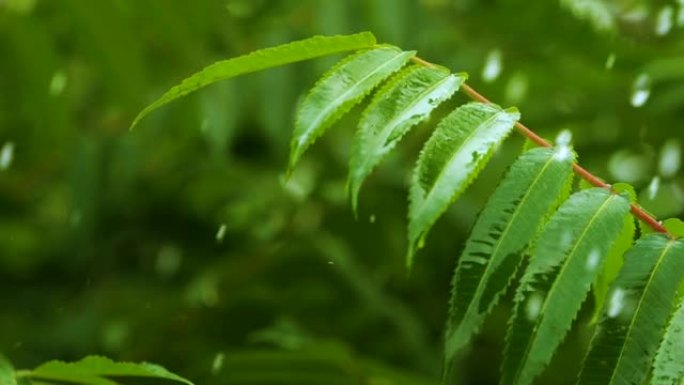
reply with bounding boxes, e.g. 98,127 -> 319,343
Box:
0,355 -> 16,385
131,32 -> 377,129
29,356 -> 194,385
591,214 -> 635,322
289,46 -> 415,171
502,188 -> 631,385
348,65 -> 466,212
408,102 -> 520,267
652,297 -> 684,385
444,146 -> 575,370
578,234 -> 684,385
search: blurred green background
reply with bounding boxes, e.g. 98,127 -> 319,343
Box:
1,0 -> 682,384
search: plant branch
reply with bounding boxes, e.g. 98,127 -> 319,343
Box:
409,56 -> 671,237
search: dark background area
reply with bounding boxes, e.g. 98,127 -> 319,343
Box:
1,0 -> 682,384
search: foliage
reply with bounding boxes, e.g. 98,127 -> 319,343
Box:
1,2 -> 684,385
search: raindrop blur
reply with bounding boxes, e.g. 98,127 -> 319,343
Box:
211,352 -> 225,374
554,130 -> 573,161
647,176 -> 660,200
504,72 -> 528,104
607,288 -> 625,318
369,214 -> 376,224
658,139 -> 681,178
49,71 -> 67,96
678,2 -> 684,27
156,245 -> 182,278
481,49 -> 502,83
327,261 -> 334,265
525,292 -> 544,321
655,6 -> 674,36
0,142 -> 15,171
605,53 -> 616,70
585,249 -> 601,271
630,74 -> 651,108
215,224 -> 227,243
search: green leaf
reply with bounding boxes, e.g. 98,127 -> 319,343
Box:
443,146 -> 575,373
591,214 -> 635,323
407,102 -> 520,268
130,32 -> 377,129
28,356 -> 194,385
578,234 -> 684,385
289,46 -> 415,172
0,355 -> 16,385
652,297 -> 684,385
348,65 -> 466,212
502,188 -> 631,385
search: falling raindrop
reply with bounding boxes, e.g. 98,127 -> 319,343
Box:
655,6 -> 674,36
678,2 -> 684,27
607,288 -> 626,318
648,176 -> 661,200
156,245 -> 182,277
215,224 -> 227,243
630,74 -> 651,108
211,352 -> 225,375
556,129 -> 573,146
605,53 -> 616,70
49,71 -> 67,96
525,292 -> 544,321
327,261 -> 335,265
0,142 -> 15,171
658,139 -> 681,178
481,49 -> 502,83
504,72 -> 528,104
585,249 -> 601,271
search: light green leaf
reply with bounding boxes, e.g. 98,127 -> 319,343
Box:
578,234 -> 684,385
408,102 -> 520,268
28,356 -> 194,385
502,188 -> 631,385
443,146 -> 575,374
0,355 -> 16,385
130,32 -> 377,129
652,297 -> 684,385
289,46 -> 415,172
348,65 -> 466,212
591,214 -> 635,323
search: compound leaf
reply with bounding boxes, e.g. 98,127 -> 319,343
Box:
28,356 -> 194,385
502,188 -> 631,385
289,46 -> 415,172
444,146 -> 575,375
408,102 -> 520,268
578,234 -> 684,385
131,32 -> 377,129
652,297 -> 684,385
348,65 -> 466,212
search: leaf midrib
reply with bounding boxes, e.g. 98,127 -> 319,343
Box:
363,72 -> 455,167
511,193 -> 618,385
448,151 -> 559,351
299,49 -> 410,145
608,239 -> 676,385
414,109 -> 503,221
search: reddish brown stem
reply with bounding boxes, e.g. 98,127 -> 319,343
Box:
458,83 -> 672,237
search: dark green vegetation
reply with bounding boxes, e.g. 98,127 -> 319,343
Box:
1,1 -> 684,385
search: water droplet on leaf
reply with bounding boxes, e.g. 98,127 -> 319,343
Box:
607,288 -> 626,318
525,292 -> 544,321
